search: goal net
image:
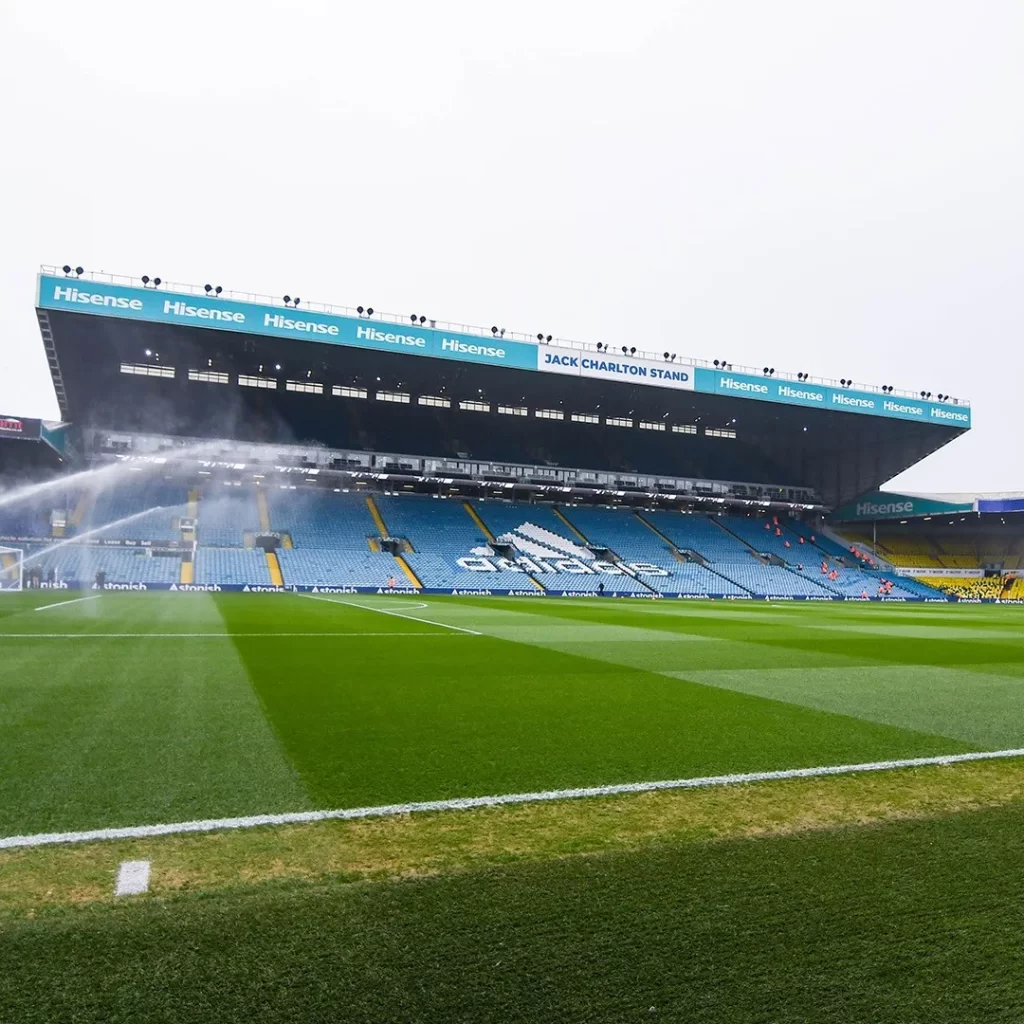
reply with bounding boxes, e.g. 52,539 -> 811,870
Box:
0,547 -> 23,592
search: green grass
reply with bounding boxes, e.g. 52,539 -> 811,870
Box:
2,592 -> 1023,835
2,592 -> 1024,1021
5,800 -> 1024,1023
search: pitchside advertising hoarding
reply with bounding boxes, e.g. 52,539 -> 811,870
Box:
37,274 -> 971,428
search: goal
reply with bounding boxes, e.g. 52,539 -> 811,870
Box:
0,546 -> 23,592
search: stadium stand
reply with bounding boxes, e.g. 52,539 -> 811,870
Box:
556,505 -> 747,595
923,576 -> 1005,600
275,548 -> 398,588
374,494 -> 546,591
27,545 -> 182,585
195,548 -> 272,586
198,486 -> 261,546
266,489 -> 378,549
79,480 -> 189,541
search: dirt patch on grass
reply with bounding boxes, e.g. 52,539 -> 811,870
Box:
2,758 -> 1024,915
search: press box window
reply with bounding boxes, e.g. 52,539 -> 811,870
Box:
188,369 -> 229,384
120,363 -> 175,379
238,375 -> 278,390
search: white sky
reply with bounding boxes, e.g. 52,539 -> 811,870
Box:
1,1 -> 1021,492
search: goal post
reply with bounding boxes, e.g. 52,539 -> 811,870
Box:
0,547 -> 24,592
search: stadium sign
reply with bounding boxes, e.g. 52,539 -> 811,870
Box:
538,345 -> 695,392
37,276 -> 538,373
0,417 -> 23,433
693,368 -> 970,428
830,490 -> 975,521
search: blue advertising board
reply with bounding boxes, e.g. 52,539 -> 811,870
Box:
693,368 -> 971,428
25,581 -> 985,601
977,498 -> 1024,514
37,275 -> 537,372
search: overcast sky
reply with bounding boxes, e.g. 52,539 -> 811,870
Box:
2,1 -> 1020,492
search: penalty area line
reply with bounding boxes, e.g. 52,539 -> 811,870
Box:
33,595 -> 101,612
4,747 -> 1024,851
302,593 -> 483,635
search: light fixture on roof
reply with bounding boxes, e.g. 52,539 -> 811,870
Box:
629,347 -> 636,355
275,363 -> 281,371
491,326 -> 498,335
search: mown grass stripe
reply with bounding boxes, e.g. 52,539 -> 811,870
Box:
4,747 -> 1023,850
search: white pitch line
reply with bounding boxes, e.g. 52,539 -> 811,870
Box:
303,593 -> 483,635
0,631 -> 471,639
33,595 -> 101,612
114,860 -> 150,896
3,747 -> 1023,851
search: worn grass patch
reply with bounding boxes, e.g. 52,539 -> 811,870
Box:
3,757 -> 1023,916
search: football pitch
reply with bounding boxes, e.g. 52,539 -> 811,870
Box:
3,592 -> 1024,1021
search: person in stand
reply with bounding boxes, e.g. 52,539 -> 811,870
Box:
387,575 -> 397,590
598,581 -> 605,597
